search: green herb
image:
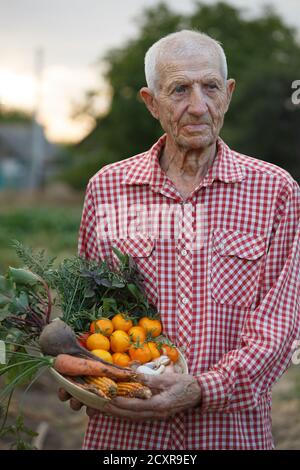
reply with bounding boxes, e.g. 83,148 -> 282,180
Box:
0,413 -> 38,450
11,240 -> 56,282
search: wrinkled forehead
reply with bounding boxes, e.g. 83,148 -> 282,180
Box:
156,48 -> 224,87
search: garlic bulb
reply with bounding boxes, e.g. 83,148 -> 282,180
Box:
136,364 -> 165,375
153,355 -> 170,367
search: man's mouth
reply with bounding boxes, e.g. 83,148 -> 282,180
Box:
183,123 -> 210,132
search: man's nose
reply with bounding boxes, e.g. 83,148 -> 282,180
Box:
188,86 -> 208,116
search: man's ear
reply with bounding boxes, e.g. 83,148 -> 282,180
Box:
224,78 -> 235,112
140,87 -> 159,119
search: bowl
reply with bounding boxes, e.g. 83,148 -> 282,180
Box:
51,348 -> 188,411
50,367 -> 110,410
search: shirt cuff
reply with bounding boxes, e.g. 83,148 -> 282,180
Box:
196,370 -> 229,412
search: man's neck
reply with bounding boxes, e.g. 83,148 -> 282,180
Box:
160,138 -> 217,183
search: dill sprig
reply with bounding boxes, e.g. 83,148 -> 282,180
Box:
11,240 -> 56,282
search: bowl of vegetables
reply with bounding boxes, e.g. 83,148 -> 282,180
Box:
0,243 -> 188,423
49,347 -> 188,411
47,313 -> 188,411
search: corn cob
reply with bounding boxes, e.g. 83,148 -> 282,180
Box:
65,376 -> 110,400
117,381 -> 152,399
85,376 -> 118,398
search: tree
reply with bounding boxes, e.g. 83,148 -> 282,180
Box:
63,1 -> 300,188
0,108 -> 32,124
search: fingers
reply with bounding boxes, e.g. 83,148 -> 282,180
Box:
137,372 -> 182,390
136,373 -> 163,387
58,387 -> 71,401
57,387 -> 83,411
70,397 -> 83,411
86,407 -> 99,418
110,392 -> 170,412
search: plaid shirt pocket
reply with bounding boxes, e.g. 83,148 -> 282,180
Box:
210,229 -> 266,307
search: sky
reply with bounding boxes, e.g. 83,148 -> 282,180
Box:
0,0 -> 299,143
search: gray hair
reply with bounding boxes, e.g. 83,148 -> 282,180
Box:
144,30 -> 228,93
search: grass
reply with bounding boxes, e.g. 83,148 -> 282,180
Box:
0,205 -> 83,272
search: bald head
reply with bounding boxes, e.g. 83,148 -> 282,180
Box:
144,30 -> 228,93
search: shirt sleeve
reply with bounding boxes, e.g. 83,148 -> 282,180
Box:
78,179 -> 100,262
196,179 -> 300,413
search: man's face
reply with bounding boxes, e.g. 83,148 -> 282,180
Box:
141,50 -> 235,150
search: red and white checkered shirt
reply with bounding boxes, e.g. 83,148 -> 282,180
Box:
78,134 -> 300,450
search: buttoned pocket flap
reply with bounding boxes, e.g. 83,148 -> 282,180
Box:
213,229 -> 265,260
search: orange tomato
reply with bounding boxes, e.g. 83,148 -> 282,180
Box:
86,333 -> 110,351
112,313 -> 133,332
129,343 -> 152,364
147,341 -> 161,360
112,352 -> 131,368
162,344 -> 179,363
110,330 -> 131,353
138,317 -> 162,338
91,349 -> 113,363
128,326 -> 146,343
90,318 -> 114,336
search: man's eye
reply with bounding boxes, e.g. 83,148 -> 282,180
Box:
206,83 -> 218,90
174,85 -> 187,94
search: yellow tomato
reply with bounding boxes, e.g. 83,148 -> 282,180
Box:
112,352 -> 131,368
90,318 -> 114,336
147,341 -> 161,360
128,326 -> 146,343
110,330 -> 131,353
112,313 -> 133,332
91,349 -> 113,363
138,317 -> 162,338
86,333 -> 110,351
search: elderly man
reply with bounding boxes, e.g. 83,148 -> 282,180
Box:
60,30 -> 300,450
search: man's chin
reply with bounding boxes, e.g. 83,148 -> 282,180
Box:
177,134 -> 214,150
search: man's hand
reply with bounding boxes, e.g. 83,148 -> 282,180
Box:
103,373 -> 201,422
58,373 -> 201,423
58,388 -> 98,418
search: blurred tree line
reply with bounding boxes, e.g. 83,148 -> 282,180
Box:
60,1 -> 300,189
0,109 -> 32,123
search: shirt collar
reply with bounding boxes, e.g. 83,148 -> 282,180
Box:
123,134 -> 245,189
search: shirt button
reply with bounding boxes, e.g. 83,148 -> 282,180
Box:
181,249 -> 187,256
182,297 -> 188,304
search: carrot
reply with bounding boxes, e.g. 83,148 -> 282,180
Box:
53,354 -> 136,381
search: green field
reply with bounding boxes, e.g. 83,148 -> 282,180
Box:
0,205 -> 83,272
